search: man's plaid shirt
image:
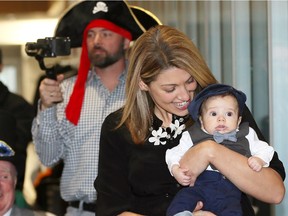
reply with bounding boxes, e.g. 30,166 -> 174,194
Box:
32,68 -> 127,203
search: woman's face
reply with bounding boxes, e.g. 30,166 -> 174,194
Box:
141,67 -> 197,118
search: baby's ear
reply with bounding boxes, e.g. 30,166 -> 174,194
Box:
139,80 -> 149,91
237,116 -> 242,127
199,116 -> 204,126
199,117 -> 206,132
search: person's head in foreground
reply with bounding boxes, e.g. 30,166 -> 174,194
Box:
0,110 -> 17,215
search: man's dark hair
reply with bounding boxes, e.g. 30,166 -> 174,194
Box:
0,48 -> 2,64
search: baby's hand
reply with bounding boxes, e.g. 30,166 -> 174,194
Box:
172,165 -> 191,186
248,156 -> 265,172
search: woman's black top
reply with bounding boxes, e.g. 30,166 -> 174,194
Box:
94,105 -> 285,216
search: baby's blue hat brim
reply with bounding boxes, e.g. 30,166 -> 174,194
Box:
188,83 -> 247,121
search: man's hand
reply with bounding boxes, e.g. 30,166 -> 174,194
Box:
39,74 -> 65,110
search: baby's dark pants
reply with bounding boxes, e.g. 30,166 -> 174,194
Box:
167,170 -> 242,216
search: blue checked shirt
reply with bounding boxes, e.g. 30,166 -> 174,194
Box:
32,67 -> 127,203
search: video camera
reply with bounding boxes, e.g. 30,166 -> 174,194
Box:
25,37 -> 71,79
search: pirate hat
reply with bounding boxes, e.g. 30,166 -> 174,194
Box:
130,5 -> 162,31
0,110 -> 17,166
55,0 -> 148,48
188,84 -> 247,121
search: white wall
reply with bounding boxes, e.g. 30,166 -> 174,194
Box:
268,1 -> 288,215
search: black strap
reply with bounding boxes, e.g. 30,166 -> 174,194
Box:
69,201 -> 96,212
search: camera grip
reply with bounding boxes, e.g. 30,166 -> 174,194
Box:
46,69 -> 57,80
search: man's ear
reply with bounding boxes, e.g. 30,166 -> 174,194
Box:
14,177 -> 17,188
139,80 -> 149,91
123,38 -> 131,50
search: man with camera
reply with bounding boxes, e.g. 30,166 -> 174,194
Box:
31,1 -> 161,215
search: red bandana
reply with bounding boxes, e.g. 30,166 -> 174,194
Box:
65,19 -> 131,125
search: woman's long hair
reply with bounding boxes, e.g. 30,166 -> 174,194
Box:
118,25 -> 217,144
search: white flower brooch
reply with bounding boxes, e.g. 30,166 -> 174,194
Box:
148,118 -> 185,146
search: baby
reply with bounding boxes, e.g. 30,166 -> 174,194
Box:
166,83 -> 274,216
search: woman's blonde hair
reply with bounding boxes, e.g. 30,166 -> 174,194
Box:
119,25 -> 217,144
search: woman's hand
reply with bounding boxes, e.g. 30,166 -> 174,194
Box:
193,201 -> 216,216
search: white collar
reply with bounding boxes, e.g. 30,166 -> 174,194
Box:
3,208 -> 12,216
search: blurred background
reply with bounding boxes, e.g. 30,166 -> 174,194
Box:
0,1 -> 287,215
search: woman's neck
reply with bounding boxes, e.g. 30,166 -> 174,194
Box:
154,108 -> 173,128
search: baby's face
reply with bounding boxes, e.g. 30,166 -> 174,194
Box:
199,95 -> 241,134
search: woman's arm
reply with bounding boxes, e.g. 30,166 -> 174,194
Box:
180,141 -> 285,203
